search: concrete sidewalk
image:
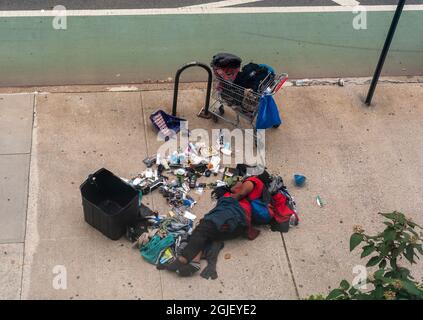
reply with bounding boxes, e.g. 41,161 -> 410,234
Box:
1,79 -> 423,299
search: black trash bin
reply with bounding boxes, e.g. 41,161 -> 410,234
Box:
80,168 -> 139,240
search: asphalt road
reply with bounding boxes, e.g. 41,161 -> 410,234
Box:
1,0 -> 422,11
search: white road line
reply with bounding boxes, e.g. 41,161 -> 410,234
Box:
331,0 -> 361,6
185,0 -> 262,8
0,5 -> 422,17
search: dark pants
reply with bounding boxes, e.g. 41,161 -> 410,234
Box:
182,219 -> 244,261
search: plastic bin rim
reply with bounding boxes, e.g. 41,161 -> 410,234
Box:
80,168 -> 138,217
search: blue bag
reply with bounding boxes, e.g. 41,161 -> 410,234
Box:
251,199 -> 272,225
150,110 -> 186,141
255,94 -> 282,130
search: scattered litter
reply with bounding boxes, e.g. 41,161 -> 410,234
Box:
316,195 -> 324,208
200,146 -> 219,158
220,142 -> 232,156
144,168 -> 154,179
132,177 -> 142,186
143,155 -> 156,168
150,110 -> 186,141
82,161 -> 300,280
183,211 -> 197,221
294,79 -> 311,86
294,174 -> 306,187
161,158 -> 170,170
189,153 -> 204,165
209,156 -> 221,170
221,148 -> 231,156
188,174 -> 198,188
159,248 -> 174,264
289,214 -> 299,227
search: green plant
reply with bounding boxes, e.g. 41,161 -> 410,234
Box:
325,211 -> 423,300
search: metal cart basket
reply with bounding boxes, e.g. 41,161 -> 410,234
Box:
202,71 -> 288,129
170,61 -> 288,144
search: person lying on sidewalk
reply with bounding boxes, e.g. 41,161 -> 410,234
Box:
164,171 -> 271,277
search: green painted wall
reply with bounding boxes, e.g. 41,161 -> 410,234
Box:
0,11 -> 422,86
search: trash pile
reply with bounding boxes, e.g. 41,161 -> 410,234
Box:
117,151 -> 300,269
121,134 -> 238,221
81,151 -> 299,279
107,136 -> 249,267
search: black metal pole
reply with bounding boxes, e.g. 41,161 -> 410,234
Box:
365,0 -> 406,106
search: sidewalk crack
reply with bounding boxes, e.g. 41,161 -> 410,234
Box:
280,233 -> 300,299
19,93 -> 36,300
140,91 -> 164,300
0,152 -> 30,156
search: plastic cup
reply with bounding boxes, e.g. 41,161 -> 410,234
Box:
294,174 -> 306,187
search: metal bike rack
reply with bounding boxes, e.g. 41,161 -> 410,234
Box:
172,61 -> 212,118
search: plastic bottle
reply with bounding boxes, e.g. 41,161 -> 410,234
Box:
289,214 -> 298,227
170,151 -> 178,164
188,174 -> 197,189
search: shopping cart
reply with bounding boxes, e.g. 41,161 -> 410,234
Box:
170,61 -> 288,145
201,71 -> 288,130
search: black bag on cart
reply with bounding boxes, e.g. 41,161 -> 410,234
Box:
234,63 -> 275,92
219,63 -> 275,108
211,52 -> 242,69
80,168 -> 140,240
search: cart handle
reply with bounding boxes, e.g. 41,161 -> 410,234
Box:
172,62 -> 212,117
273,74 -> 288,95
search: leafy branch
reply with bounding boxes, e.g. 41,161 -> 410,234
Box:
320,212 -> 423,300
